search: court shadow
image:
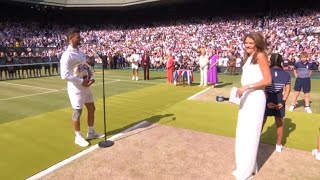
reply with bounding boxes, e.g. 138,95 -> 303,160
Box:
175,83 -> 192,87
149,76 -> 167,80
260,118 -> 296,146
295,99 -> 312,109
258,118 -> 296,167
189,83 -> 201,87
104,114 -> 175,138
115,117 -> 177,142
257,143 -> 275,169
221,72 -> 240,76
282,118 -> 296,145
215,82 -> 232,88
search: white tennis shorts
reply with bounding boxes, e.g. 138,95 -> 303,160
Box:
131,64 -> 139,70
68,90 -> 94,109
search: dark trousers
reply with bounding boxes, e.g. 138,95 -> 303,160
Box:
52,64 -> 59,75
143,65 -> 149,80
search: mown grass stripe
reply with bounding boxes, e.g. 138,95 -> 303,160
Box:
0,83 -> 201,180
0,81 -> 58,91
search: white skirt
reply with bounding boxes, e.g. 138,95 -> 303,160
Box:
233,90 -> 266,180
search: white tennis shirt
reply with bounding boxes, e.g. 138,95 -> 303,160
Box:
60,45 -> 90,92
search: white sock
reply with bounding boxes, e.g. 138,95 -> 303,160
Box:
75,131 -> 82,138
88,126 -> 94,133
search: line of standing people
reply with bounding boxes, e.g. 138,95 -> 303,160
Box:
0,51 -> 60,80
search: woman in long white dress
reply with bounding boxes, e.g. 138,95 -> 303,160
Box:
232,32 -> 271,180
198,48 -> 209,87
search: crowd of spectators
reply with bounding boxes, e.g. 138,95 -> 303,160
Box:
0,7 -> 320,81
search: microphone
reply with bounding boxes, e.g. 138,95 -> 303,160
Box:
216,95 -> 229,102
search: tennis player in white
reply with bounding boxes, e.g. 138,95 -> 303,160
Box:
130,49 -> 140,81
60,28 -> 104,147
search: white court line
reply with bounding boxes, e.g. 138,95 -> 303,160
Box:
0,82 -> 58,91
0,90 -> 60,101
187,86 -> 212,100
0,80 -> 120,101
26,120 -> 149,180
32,76 -> 161,85
94,75 -> 129,78
95,78 -> 161,85
0,79 -> 160,101
93,75 -> 163,84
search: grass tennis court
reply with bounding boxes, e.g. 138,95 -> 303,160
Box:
0,69 -> 320,180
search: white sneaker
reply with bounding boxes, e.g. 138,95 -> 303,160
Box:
305,107 -> 312,114
288,105 -> 295,112
86,130 -> 105,140
312,149 -> 320,160
136,76 -> 139,81
132,76 -> 135,80
75,136 -> 89,147
275,144 -> 283,152
312,149 -> 318,156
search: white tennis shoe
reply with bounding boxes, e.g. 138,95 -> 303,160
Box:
75,136 -> 89,147
275,144 -> 283,152
312,149 -> 320,160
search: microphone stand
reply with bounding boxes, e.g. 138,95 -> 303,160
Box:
98,59 -> 114,148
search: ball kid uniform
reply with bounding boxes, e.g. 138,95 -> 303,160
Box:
60,45 -> 94,109
265,67 -> 291,117
293,61 -> 312,93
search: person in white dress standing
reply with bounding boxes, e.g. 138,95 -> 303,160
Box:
233,32 -> 271,180
198,48 -> 209,87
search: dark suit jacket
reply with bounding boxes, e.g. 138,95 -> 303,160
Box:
141,54 -> 150,66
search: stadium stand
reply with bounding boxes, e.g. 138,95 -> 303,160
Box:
0,0 -> 320,80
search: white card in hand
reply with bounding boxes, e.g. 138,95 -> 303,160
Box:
229,87 -> 240,105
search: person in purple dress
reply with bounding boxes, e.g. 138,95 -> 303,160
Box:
208,49 -> 219,87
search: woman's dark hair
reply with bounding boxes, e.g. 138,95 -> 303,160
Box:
243,32 -> 267,64
270,53 -> 283,68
